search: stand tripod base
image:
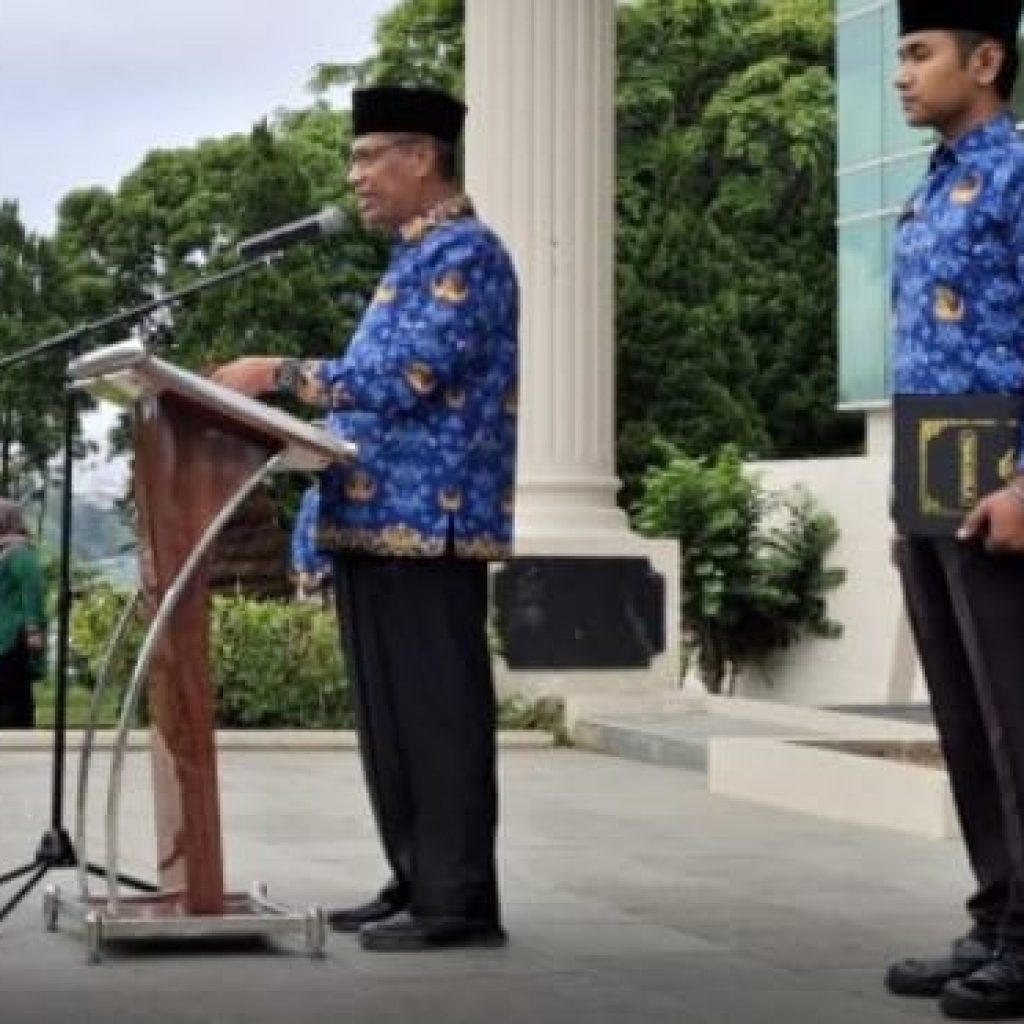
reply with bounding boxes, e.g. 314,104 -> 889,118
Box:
43,883 -> 327,963
0,827 -> 155,921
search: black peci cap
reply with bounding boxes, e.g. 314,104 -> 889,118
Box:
351,86 -> 467,145
898,0 -> 1023,44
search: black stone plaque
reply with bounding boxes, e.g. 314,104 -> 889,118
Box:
493,557 -> 665,670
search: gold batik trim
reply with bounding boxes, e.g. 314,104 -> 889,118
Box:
317,522 -> 512,560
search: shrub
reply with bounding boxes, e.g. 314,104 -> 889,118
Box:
68,585 -> 349,727
636,445 -> 845,693
212,594 -> 350,728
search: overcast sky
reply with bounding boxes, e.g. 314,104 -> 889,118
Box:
0,0 -> 394,235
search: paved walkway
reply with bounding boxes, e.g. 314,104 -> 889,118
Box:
0,744 -> 972,1023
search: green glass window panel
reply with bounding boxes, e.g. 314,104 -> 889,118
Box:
838,12 -> 884,169
880,215 -> 898,383
880,2 -> 925,156
839,167 -> 882,218
837,0 -> 880,18
882,152 -> 928,207
1010,42 -> 1024,110
839,219 -> 889,405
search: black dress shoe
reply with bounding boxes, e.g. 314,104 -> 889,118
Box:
887,936 -> 997,997
941,952 -> 1024,1019
326,887 -> 407,933
359,912 -> 508,952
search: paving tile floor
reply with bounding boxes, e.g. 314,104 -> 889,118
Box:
0,747 -> 975,1023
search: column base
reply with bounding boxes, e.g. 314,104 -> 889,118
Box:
513,474 -> 630,539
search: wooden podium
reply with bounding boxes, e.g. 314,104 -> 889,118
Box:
44,340 -> 354,960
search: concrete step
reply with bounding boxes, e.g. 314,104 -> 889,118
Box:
571,712 -> 810,771
565,692 -> 937,773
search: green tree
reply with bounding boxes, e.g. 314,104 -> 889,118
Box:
0,201 -> 71,498
617,0 -> 860,503
50,105 -> 389,550
53,108 -> 386,398
308,0 -> 463,95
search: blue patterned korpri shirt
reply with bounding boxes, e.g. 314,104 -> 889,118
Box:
290,486 -> 331,578
292,196 -> 519,559
893,112 -> 1024,467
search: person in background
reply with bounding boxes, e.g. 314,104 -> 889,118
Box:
0,499 -> 45,727
214,84 -> 519,952
884,1 -> 1024,1018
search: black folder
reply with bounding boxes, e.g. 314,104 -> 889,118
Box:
893,394 -> 1020,536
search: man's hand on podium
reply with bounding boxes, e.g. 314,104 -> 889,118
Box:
211,357 -> 283,397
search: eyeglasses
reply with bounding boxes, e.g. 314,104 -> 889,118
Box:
347,138 -> 416,169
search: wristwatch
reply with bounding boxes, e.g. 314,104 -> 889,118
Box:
274,358 -> 301,396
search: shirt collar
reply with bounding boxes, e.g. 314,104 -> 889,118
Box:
930,111 -> 1017,170
398,194 -> 475,244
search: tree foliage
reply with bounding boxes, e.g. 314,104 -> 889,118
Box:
617,0 -> 858,505
0,201 -> 72,498
49,106 -> 389,523
308,0 -> 463,95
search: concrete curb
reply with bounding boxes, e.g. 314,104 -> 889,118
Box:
0,728 -> 556,753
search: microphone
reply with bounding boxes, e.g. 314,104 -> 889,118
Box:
237,206 -> 345,259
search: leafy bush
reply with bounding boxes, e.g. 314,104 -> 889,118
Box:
68,585 -> 350,727
66,585 -> 550,731
636,445 -> 845,693
68,581 -> 146,694
213,594 -> 349,728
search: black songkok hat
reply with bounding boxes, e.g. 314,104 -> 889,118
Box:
898,0 -> 1023,43
351,86 -> 467,145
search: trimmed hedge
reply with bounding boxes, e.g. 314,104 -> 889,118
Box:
69,586 -> 350,728
66,585 -> 552,732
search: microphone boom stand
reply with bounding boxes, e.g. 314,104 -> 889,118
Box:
0,253 -> 280,919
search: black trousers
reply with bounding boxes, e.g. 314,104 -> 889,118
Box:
897,536 -> 1024,949
333,555 -> 500,923
0,638 -> 35,729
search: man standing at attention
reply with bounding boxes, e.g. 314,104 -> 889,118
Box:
215,85 -> 518,952
885,1 -> 1024,1018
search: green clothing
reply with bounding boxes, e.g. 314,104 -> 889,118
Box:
0,544 -> 45,655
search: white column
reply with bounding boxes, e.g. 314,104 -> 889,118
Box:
466,0 -> 681,695
466,0 -> 628,541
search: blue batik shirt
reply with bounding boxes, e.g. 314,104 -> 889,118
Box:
892,111 -> 1024,468
290,196 -> 519,559
290,485 -> 331,578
